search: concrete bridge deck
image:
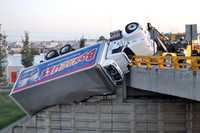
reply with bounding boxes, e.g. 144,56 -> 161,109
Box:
129,67 -> 200,101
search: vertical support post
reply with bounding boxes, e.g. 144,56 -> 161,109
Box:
71,104 -> 75,133
130,104 -> 135,133
97,104 -> 101,133
45,111 -> 51,133
123,74 -> 128,101
11,126 -> 16,133
34,115 -> 38,133
186,103 -> 193,133
115,75 -> 127,103
58,105 -> 62,133
158,103 -> 164,133
22,123 -> 26,133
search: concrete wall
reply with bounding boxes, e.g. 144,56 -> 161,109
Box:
3,99 -> 200,133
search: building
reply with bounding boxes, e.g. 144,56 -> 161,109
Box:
165,33 -> 185,41
85,39 -> 97,46
6,54 -> 44,84
193,33 -> 200,45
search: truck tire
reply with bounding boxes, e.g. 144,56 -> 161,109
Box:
45,50 -> 59,60
59,44 -> 74,55
125,22 -> 139,34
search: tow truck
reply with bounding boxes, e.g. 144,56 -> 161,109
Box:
10,22 -> 170,116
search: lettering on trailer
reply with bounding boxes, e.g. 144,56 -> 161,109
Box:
12,44 -> 100,94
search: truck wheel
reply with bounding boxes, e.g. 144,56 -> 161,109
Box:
125,22 -> 139,34
45,50 -> 59,60
59,44 -> 74,55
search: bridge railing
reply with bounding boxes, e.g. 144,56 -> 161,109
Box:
129,56 -> 200,70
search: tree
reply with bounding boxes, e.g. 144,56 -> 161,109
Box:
31,47 -> 40,55
21,32 -> 34,67
97,35 -> 107,42
0,25 -> 8,88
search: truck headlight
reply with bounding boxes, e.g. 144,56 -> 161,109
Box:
104,65 -> 122,82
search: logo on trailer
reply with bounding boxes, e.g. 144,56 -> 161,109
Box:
17,67 -> 40,88
42,48 -> 97,77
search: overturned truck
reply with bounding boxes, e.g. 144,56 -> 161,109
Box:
10,22 -> 166,116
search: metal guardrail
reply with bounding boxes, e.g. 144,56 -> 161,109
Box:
129,56 -> 200,70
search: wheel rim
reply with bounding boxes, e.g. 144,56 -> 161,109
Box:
127,23 -> 138,31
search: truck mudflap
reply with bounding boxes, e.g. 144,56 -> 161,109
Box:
10,43 -> 117,116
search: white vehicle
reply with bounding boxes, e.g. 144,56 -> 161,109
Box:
10,22 -> 166,116
108,22 -> 157,58
106,22 -> 168,75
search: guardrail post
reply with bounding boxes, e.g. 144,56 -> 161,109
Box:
115,75 -> 127,103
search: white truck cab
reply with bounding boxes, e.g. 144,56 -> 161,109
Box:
108,22 -> 157,57
106,22 -> 158,75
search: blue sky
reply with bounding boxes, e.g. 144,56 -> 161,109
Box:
0,0 -> 200,41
